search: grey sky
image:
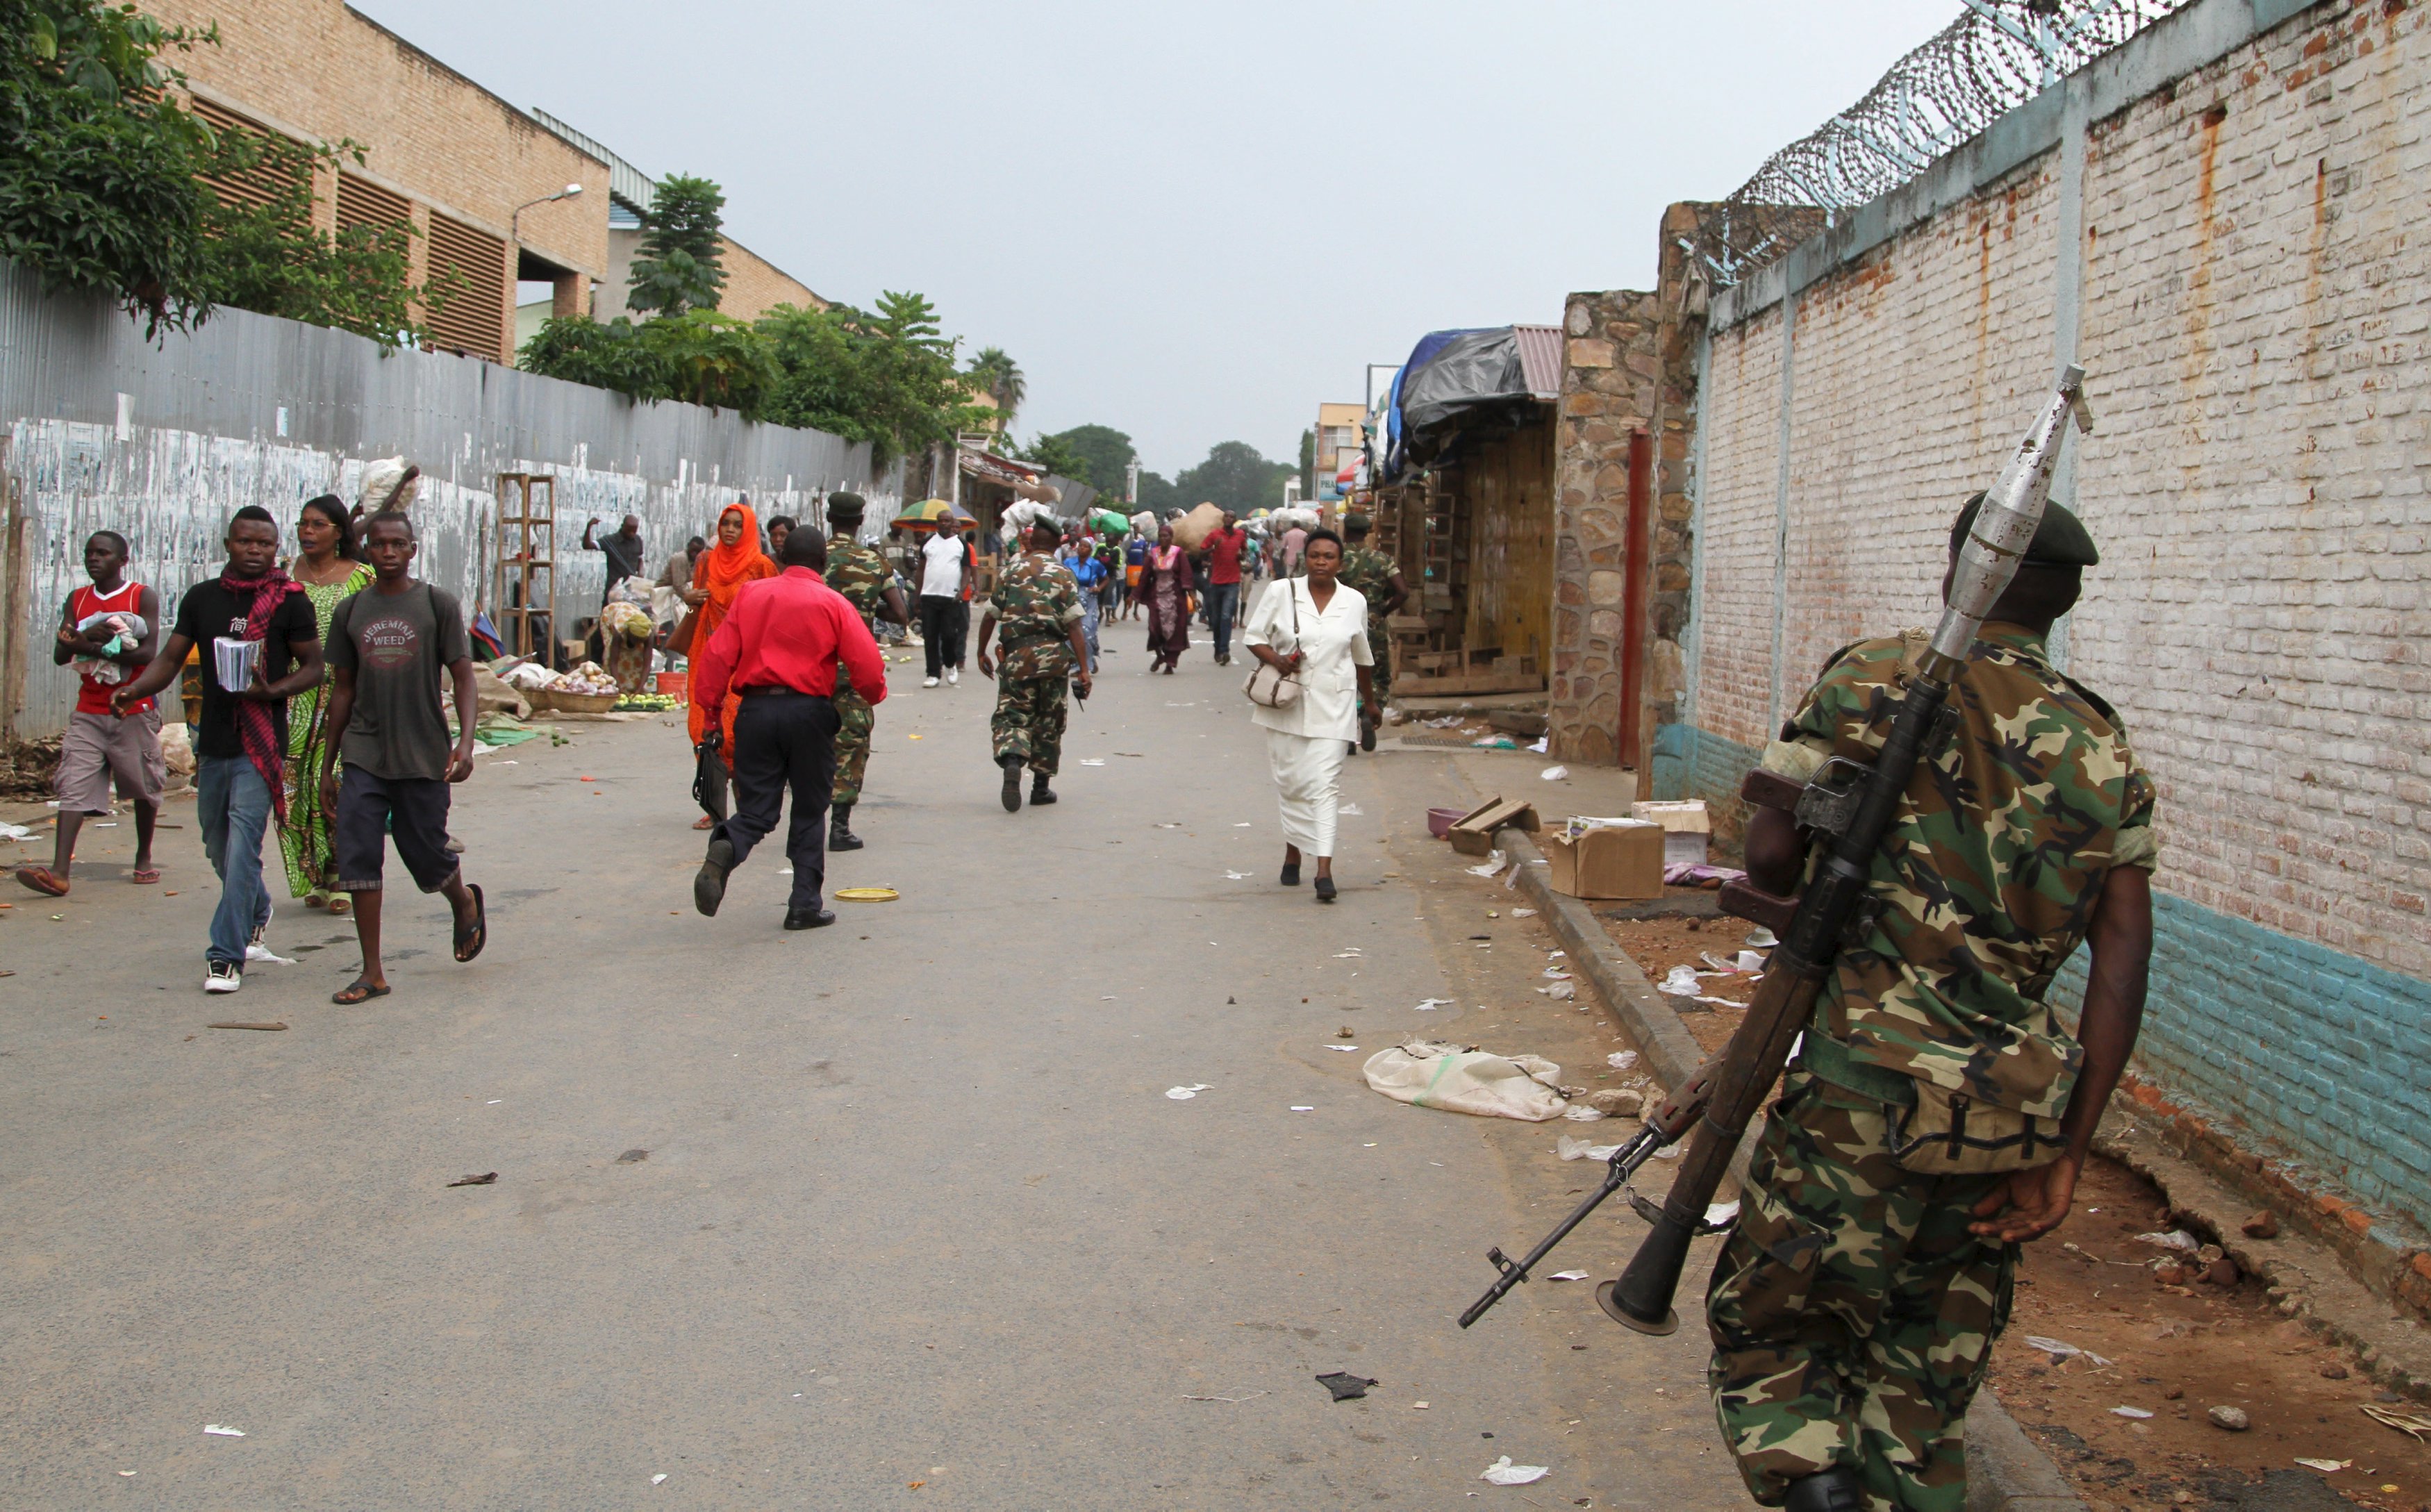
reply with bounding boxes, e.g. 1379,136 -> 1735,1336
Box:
357,0 -> 1958,478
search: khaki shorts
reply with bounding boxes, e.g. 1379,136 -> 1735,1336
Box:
56,707 -> 165,814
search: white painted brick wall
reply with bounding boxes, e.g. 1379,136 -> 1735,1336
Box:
1693,0 -> 2431,984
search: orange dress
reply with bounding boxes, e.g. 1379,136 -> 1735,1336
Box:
685,504 -> 777,759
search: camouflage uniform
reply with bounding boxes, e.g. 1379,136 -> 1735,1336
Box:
988,553 -> 1082,776
1711,624 -> 2157,1512
824,534 -> 893,806
1336,544 -> 1397,705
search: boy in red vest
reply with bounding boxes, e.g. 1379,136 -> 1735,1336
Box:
17,531 -> 163,896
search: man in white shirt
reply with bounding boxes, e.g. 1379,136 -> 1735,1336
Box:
915,517 -> 973,687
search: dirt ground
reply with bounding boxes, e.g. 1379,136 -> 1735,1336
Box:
1600,902 -> 2428,1512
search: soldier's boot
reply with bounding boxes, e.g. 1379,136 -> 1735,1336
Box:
999,754 -> 1024,813
1782,1468 -> 1866,1512
694,836 -> 736,917
829,804 -> 864,851
1029,774 -> 1057,806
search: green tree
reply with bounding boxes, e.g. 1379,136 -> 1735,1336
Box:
1176,441 -> 1293,516
1014,431 -> 1089,485
966,346 -> 1024,426
0,0 -> 221,333
625,174 -> 727,317
519,314 -> 667,400
519,310 -> 782,417
756,294 -> 986,468
194,131 -> 428,347
1134,469 -> 1181,514
1298,427 -> 1316,499
1034,424 -> 1136,499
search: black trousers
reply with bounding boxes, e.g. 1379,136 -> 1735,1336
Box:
715,690 -> 838,910
919,596 -> 967,679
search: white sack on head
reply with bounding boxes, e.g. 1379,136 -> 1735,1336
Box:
358,457 -> 421,513
1131,511 -> 1156,538
1000,498 -> 1057,546
1268,505 -> 1321,531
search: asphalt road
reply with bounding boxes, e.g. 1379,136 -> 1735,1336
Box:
0,617 -> 1755,1510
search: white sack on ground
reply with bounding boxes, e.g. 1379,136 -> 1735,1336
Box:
1363,1040 -> 1569,1122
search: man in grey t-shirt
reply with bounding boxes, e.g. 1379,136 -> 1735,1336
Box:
320,512 -> 488,1004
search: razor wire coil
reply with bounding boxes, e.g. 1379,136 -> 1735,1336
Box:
1689,0 -> 2196,286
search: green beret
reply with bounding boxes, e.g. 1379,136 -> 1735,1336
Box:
1342,512 -> 1372,533
825,491 -> 868,520
1950,492 -> 2099,568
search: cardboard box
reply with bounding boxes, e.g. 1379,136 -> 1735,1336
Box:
1631,799 -> 1713,869
1448,795 -> 1539,856
1540,819 -> 1664,900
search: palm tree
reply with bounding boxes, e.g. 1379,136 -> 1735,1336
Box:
968,346 -> 1025,427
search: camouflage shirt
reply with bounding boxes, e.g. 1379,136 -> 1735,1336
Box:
1761,624 -> 2157,1118
1336,547 -> 1397,624
990,551 -> 1082,680
825,535 -> 893,626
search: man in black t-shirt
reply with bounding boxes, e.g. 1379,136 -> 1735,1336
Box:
114,506 -> 323,993
319,512 -> 486,1004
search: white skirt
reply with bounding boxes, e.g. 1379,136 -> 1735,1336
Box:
1267,726 -> 1347,858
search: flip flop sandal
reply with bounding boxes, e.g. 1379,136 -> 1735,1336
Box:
692,815 -> 716,830
131,867 -> 160,885
14,867 -> 67,897
332,978 -> 390,1005
329,895 -> 351,917
453,883 -> 487,963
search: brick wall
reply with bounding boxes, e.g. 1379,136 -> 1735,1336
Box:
146,0 -> 607,362
1677,0 -> 2431,1258
713,237 -> 826,322
1548,291 -> 1659,764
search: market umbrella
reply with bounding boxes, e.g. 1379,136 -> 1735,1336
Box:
892,499 -> 974,529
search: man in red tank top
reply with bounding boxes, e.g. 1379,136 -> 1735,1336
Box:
16,531 -> 165,897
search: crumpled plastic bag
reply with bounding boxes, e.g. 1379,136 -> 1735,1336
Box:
1479,1455 -> 1550,1485
1363,1040 -> 1568,1122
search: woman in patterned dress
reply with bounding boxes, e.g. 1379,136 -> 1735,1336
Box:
280,495 -> 372,915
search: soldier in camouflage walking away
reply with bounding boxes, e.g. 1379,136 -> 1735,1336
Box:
974,517 -> 1093,813
1336,513 -> 1407,751
820,493 -> 908,851
1709,497 -> 2156,1512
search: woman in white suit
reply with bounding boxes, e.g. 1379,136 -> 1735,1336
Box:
1243,529 -> 1375,903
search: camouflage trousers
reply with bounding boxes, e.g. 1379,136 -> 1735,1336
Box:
990,673 -> 1067,776
1366,626 -> 1393,708
1708,1072 -> 2016,1512
831,685 -> 874,806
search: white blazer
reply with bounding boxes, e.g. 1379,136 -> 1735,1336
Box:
1243,578 -> 1373,741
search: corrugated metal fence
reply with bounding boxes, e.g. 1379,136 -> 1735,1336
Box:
0,257 -> 898,737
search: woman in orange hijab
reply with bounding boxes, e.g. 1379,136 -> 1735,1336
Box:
684,499 -> 777,827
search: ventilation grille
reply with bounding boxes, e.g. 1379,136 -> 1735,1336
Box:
426,213 -> 506,361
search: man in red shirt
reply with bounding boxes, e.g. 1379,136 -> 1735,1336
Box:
690,531 -> 888,931
1202,512 -> 1249,666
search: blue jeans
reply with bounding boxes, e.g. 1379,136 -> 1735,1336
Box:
1204,581 -> 1241,660
197,754 -> 274,967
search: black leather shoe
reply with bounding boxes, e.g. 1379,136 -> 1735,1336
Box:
694,836 -> 735,917
999,756 -> 1023,813
783,907 -> 836,931
1279,861 -> 1301,887
1782,1468 -> 1866,1512
1314,875 -> 1337,903
1029,776 -> 1057,805
829,804 -> 863,851
1360,718 -> 1376,752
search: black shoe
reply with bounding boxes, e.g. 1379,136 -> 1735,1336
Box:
1360,719 -> 1376,753
1783,1468 -> 1866,1512
783,907 -> 836,931
1030,776 -> 1057,805
1279,861 -> 1301,887
829,804 -> 864,851
694,836 -> 735,917
1000,756 -> 1024,813
1315,875 -> 1337,903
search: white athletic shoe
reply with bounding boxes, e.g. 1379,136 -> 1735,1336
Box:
947,667 -> 960,686
244,908 -> 279,963
923,676 -> 940,688
204,961 -> 242,993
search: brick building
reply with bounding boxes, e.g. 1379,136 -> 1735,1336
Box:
146,0 -> 824,365
1559,0 -> 2431,1308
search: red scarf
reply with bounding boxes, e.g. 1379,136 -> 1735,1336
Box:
219,567 -> 304,819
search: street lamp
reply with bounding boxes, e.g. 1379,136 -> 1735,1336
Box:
512,182 -> 583,241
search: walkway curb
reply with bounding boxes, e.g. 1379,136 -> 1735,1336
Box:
1493,826 -> 2088,1512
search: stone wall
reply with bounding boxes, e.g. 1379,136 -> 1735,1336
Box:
1675,0 -> 2431,1271
1546,292 -> 1659,765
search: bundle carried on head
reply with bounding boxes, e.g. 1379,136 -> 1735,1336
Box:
358,457 -> 421,514
1169,501 -> 1227,551
1268,505 -> 1321,532
1130,510 -> 1156,539
1000,497 -> 1061,547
